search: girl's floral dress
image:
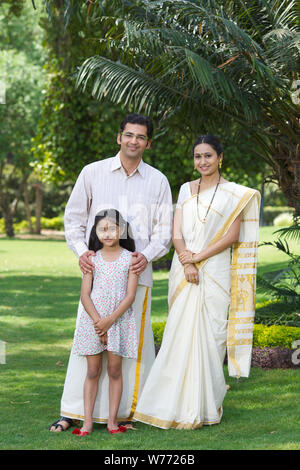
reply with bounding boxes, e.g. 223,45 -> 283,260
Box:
72,249 -> 138,359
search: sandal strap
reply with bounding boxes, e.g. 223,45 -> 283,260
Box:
59,416 -> 74,426
55,424 -> 65,431
49,416 -> 74,430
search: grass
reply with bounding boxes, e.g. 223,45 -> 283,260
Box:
0,227 -> 299,450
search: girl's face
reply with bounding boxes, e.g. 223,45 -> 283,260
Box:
193,143 -> 222,178
96,218 -> 121,248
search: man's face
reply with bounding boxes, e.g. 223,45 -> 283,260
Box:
117,123 -> 151,160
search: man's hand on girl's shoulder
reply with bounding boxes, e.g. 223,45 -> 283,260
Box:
130,252 -> 147,275
79,250 -> 95,274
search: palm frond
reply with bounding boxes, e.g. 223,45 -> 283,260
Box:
255,302 -> 300,326
257,274 -> 298,299
257,302 -> 300,315
259,239 -> 292,257
279,239 -> 293,254
57,0 -> 300,186
272,0 -> 298,29
274,223 -> 300,241
76,56 -> 186,115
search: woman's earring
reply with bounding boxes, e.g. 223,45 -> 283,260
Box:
219,160 -> 222,169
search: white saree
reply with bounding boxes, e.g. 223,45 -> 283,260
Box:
134,181 -> 260,430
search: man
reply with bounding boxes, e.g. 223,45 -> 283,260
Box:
50,114 -> 173,431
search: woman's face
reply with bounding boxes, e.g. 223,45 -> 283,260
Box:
96,217 -> 120,247
193,143 -> 222,178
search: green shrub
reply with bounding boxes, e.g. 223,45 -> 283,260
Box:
152,321 -> 300,350
255,303 -> 300,327
273,212 -> 294,227
255,300 -> 274,310
14,220 -> 29,233
0,217 -> 64,234
152,321 -> 167,346
263,206 -> 294,225
0,217 -> 31,234
0,218 -> 5,233
40,216 -> 64,230
253,324 -> 300,349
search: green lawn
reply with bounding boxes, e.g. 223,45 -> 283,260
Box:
0,227 -> 299,450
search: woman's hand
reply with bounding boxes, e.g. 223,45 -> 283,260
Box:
178,250 -> 194,265
184,263 -> 199,285
94,316 -> 114,336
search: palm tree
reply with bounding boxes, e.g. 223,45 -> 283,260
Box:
71,0 -> 300,215
256,222 -> 300,326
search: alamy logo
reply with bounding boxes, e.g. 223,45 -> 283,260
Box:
0,80 -> 5,104
0,51 -> 6,104
291,340 -> 300,366
291,80 -> 300,105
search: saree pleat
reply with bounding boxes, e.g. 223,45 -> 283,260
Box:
134,182 -> 260,429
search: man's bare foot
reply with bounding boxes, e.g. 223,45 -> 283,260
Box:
49,417 -> 74,432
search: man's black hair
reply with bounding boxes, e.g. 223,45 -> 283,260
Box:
120,113 -> 153,140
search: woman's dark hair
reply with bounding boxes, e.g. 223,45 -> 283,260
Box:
192,135 -> 223,156
120,113 -> 154,140
88,209 -> 135,253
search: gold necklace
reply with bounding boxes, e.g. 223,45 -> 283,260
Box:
196,174 -> 221,223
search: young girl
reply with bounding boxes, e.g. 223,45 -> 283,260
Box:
72,209 -> 139,436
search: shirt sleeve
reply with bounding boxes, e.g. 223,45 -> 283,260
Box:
64,166 -> 92,258
141,176 -> 173,263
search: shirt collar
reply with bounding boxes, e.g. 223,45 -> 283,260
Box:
110,152 -> 146,178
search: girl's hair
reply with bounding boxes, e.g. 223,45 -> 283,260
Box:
192,135 -> 223,156
88,209 -> 135,253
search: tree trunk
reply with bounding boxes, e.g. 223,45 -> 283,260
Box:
0,159 -> 27,237
0,194 -> 19,238
0,161 -> 15,238
260,173 -> 265,226
33,183 -> 43,235
2,210 -> 14,238
23,182 -> 34,234
274,144 -> 300,219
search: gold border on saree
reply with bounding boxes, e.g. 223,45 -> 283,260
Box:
169,189 -> 258,310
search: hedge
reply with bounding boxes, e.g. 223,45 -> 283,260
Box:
263,206 -> 294,225
152,322 -> 300,350
0,216 -> 64,233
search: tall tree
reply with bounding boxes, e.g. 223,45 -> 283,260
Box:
0,1 -> 46,236
71,0 -> 300,215
33,0 -> 267,195
31,0 -> 127,185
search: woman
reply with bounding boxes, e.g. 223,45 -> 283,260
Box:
134,135 -> 260,430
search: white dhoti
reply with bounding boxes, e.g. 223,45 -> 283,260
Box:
60,285 -> 154,423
